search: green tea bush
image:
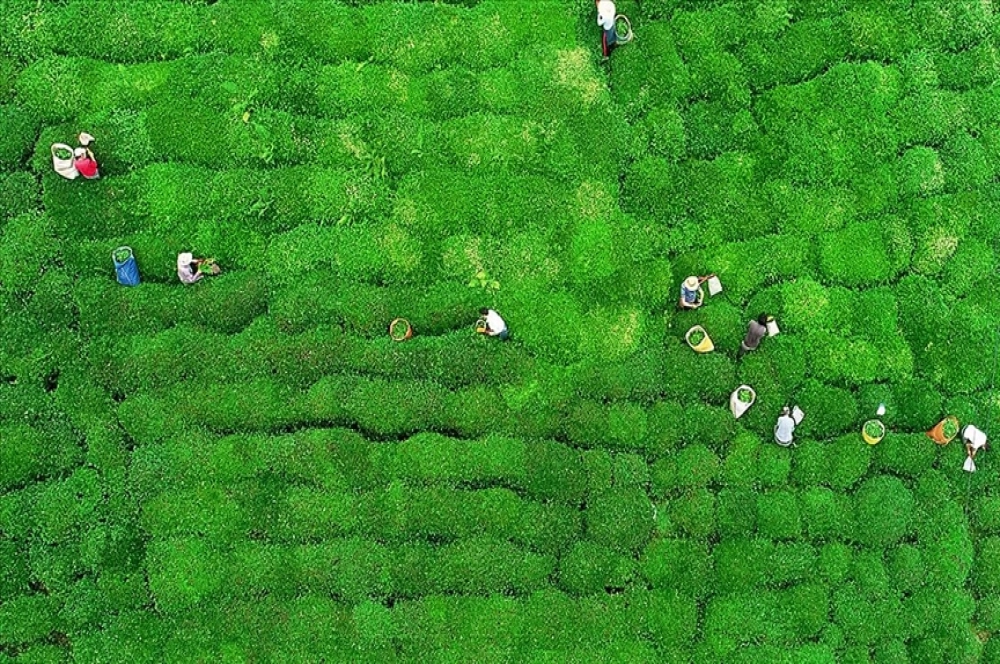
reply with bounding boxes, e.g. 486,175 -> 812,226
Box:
941,132 -> 993,192
827,435 -> 872,490
712,537 -> 770,593
669,488 -> 716,539
585,488 -> 654,552
756,490 -> 802,540
0,104 -> 36,171
557,541 -> 634,596
872,434 -> 937,478
796,380 -> 858,439
842,5 -> 917,61
818,222 -> 894,287
715,488 -> 756,538
801,486 -> 850,541
741,18 -> 848,89
610,22 -> 690,117
0,172 -> 38,221
767,541 -> 817,587
683,101 -> 759,160
640,105 -> 686,161
973,537 -> 1000,594
897,146 -> 945,197
0,594 -> 61,648
640,538 -> 712,598
850,549 -> 891,599
0,423 -> 82,492
913,0 -> 993,52
852,475 -> 915,548
146,538 -> 225,613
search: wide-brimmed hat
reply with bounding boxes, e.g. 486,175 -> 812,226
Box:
73,147 -> 87,158
177,252 -> 194,267
684,276 -> 700,290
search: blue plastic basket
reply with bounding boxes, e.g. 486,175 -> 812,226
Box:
112,246 -> 140,286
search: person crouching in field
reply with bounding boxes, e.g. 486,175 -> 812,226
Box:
477,308 -> 509,340
596,0 -> 618,58
73,146 -> 100,180
738,314 -> 769,358
177,252 -> 220,285
678,276 -> 706,310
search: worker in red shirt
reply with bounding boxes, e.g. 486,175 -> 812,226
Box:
73,147 -> 100,180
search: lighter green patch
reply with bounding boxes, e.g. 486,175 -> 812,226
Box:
553,48 -> 603,106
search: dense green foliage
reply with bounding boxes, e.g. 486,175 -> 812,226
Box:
1,0 -> 999,660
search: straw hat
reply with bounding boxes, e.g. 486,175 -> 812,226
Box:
177,252 -> 194,268
684,276 -> 700,290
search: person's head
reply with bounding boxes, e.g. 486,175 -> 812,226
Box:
757,313 -> 768,326
73,147 -> 87,158
781,406 -> 790,416
177,252 -> 194,268
684,276 -> 700,291
479,308 -> 489,316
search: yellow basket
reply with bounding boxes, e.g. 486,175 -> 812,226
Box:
862,419 -> 885,445
685,325 -> 714,353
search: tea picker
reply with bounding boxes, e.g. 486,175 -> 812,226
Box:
51,132 -> 99,180
678,274 -> 721,310
595,0 -> 633,58
774,405 -> 805,447
177,252 -> 221,285
962,424 -> 988,473
476,308 -> 509,340
738,313 -> 771,358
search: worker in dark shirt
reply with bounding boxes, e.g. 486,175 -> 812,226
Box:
738,313 -> 769,358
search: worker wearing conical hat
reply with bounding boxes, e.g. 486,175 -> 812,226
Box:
678,275 -> 706,310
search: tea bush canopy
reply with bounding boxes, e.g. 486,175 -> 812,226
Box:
1,0 -> 999,660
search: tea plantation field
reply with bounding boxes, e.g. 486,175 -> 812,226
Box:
3,0 -> 1000,661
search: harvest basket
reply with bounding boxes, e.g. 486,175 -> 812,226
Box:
862,419 -> 885,445
389,318 -> 413,342
685,325 -> 714,353
51,143 -> 79,179
927,416 -> 959,445
198,258 -> 221,275
614,15 -> 634,43
766,317 -> 779,337
729,385 -> 756,419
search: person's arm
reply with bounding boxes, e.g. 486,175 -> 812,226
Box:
967,443 -> 978,458
696,288 -> 705,305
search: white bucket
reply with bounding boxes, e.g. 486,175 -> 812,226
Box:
707,275 -> 723,296
792,406 -> 805,425
766,318 -> 780,337
51,143 -> 79,179
729,385 -> 756,419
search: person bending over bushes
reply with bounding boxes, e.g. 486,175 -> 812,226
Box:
963,424 -> 988,472
73,143 -> 100,180
177,252 -> 221,285
738,314 -> 769,358
775,406 -> 804,447
596,0 -> 618,58
477,308 -> 509,340
678,276 -> 707,310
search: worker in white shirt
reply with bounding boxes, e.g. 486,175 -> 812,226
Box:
596,0 -> 618,58
963,424 -> 988,472
477,308 -> 509,341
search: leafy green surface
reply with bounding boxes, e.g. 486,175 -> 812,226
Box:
1,0 -> 998,660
